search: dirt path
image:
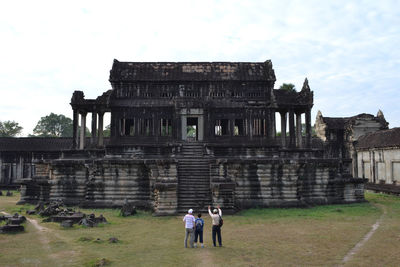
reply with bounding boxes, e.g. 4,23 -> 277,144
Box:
1,211 -> 78,263
340,204 -> 387,266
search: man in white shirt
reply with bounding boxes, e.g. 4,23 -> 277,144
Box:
183,208 -> 196,248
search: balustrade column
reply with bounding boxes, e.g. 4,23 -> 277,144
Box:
72,109 -> 79,149
296,112 -> 303,148
97,112 -> 104,147
271,110 -> 276,139
91,112 -> 97,146
79,111 -> 87,150
280,111 -> 287,147
289,109 -> 295,148
305,109 -> 312,148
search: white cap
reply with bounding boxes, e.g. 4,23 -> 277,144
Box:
188,209 -> 193,214
213,209 -> 218,214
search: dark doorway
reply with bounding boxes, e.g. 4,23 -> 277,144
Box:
187,117 -> 198,141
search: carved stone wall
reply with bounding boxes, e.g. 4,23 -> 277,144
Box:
210,158 -> 365,213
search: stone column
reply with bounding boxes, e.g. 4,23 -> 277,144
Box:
296,112 -> 303,148
12,163 -> 16,185
98,111 -> 104,147
79,111 -> 87,150
305,109 -> 312,148
280,111 -> 287,147
91,112 -> 97,146
181,115 -> 187,141
18,156 -> 23,179
270,110 -> 276,140
289,109 -> 295,148
198,115 -> 204,141
72,109 -> 79,149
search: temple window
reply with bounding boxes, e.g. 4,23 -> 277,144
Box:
253,119 -> 266,136
215,119 -> 229,136
160,118 -> 172,136
234,119 -> 245,136
119,118 -> 135,136
160,92 -> 173,98
139,118 -> 152,136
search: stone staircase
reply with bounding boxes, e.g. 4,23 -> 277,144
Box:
177,143 -> 212,214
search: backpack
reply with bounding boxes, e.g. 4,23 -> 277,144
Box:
195,219 -> 203,231
218,215 -> 223,227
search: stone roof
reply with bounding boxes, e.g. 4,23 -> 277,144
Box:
109,59 -> 276,82
356,128 -> 400,149
273,89 -> 298,104
321,117 -> 348,130
322,113 -> 387,130
0,137 -> 73,152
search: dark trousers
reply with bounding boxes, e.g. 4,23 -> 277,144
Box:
194,230 -> 203,243
212,225 -> 222,246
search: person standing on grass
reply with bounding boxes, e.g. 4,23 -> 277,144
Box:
194,213 -> 205,248
183,208 -> 195,248
208,205 -> 222,247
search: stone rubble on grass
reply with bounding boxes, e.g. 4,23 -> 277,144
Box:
26,210 -> 36,215
108,237 -> 119,243
120,199 -> 137,217
60,220 -> 74,228
0,213 -> 26,234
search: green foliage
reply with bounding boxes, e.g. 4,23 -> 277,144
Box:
0,120 -> 23,137
279,83 -> 296,92
32,113 -> 73,137
31,113 -> 92,137
187,125 -> 196,138
103,125 -> 110,137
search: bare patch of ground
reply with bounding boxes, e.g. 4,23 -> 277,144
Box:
340,204 -> 387,266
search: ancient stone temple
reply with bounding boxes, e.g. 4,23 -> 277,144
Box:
18,59 -> 365,215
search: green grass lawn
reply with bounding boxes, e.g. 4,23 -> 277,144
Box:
0,191 -> 399,266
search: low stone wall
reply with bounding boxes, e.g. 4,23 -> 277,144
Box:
210,158 -> 365,212
20,158 -> 178,215
19,155 -> 365,216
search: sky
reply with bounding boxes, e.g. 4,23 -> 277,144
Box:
0,0 -> 399,136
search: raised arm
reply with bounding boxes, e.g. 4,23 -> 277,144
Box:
208,205 -> 212,216
217,205 -> 222,216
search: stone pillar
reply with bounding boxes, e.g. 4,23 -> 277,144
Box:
98,111 -> 104,147
296,112 -> 303,148
198,115 -> 204,141
91,112 -> 97,146
280,111 -> 287,147
12,163 -> 16,185
288,109 -> 295,148
271,110 -> 276,139
305,109 -> 311,148
72,109 -> 79,149
18,156 -> 23,179
181,116 -> 187,141
79,111 -> 87,150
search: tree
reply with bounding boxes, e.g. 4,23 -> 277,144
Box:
32,113 -> 73,137
103,125 -> 111,137
0,120 -> 23,137
279,83 -> 296,92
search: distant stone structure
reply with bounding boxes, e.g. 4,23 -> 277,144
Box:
355,127 -> 400,184
2,59 -> 365,214
315,110 -> 388,176
0,138 -> 73,188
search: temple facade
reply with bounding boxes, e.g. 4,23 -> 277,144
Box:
17,60 -> 365,215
